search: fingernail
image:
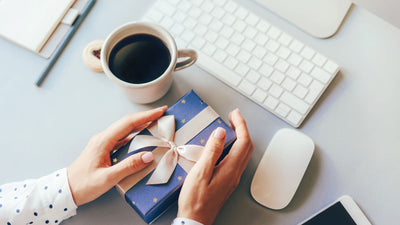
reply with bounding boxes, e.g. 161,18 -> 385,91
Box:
213,127 -> 226,139
155,105 -> 167,111
141,152 -> 154,163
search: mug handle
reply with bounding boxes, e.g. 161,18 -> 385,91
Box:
175,49 -> 198,71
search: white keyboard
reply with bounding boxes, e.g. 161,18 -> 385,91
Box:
143,0 -> 340,127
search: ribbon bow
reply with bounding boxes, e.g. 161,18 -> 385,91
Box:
128,115 -> 204,185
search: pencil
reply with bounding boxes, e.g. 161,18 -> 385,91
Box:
35,0 -> 96,87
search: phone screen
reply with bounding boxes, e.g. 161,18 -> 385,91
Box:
302,202 -> 357,225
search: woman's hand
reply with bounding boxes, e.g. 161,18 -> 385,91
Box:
67,106 -> 168,206
177,109 -> 254,225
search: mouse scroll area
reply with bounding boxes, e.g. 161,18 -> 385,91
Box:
250,128 -> 314,210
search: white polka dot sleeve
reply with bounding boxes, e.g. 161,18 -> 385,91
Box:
172,218 -> 204,225
0,168 -> 77,225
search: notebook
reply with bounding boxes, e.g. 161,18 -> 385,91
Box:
0,0 -> 76,53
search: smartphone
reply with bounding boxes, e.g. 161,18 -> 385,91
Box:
298,196 -> 372,225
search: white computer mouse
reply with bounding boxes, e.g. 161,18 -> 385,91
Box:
250,128 -> 314,210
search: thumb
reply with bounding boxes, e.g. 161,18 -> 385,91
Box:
194,127 -> 226,180
109,151 -> 154,182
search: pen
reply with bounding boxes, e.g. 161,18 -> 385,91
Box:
35,0 -> 96,87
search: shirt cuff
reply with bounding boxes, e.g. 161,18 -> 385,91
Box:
172,217 -> 204,225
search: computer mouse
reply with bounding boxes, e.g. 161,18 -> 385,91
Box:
250,128 -> 314,210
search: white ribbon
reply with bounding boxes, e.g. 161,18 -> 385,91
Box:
128,115 -> 204,185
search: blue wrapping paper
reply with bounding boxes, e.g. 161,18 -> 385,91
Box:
111,90 -> 236,223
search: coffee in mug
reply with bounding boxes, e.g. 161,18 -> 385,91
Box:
108,34 -> 171,84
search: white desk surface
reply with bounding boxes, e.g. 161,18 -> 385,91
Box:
1,0 -> 399,224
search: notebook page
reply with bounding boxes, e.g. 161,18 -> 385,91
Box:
0,0 -> 75,53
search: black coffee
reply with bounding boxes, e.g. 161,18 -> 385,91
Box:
109,34 -> 171,84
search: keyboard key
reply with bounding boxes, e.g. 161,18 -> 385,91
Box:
278,33 -> 293,46
160,17 -> 174,29
259,64 -> 273,77
254,33 -> 268,46
171,24 -> 184,36
257,77 -> 272,91
244,27 -> 257,39
183,17 -> 197,29
214,0 -> 227,6
205,30 -> 218,42
182,30 -> 195,42
289,40 -> 304,53
270,71 -> 285,85
210,20 -> 224,32
269,84 -> 283,98
256,20 -> 270,33
203,43 -> 217,55
275,59 -> 290,72
276,103 -> 290,117
263,53 -> 278,66
293,85 -> 308,99
299,60 -> 314,73
235,63 -> 250,76
216,36 -> 230,49
264,96 -> 279,110
252,89 -> 267,103
287,53 -> 302,66
245,13 -> 259,26
248,57 -> 262,70
221,26 -> 234,38
247,70 -> 261,83
234,7 -> 248,20
194,24 -> 208,35
282,77 -> 296,91
287,111 -> 302,125
226,43 -> 240,56
231,32 -> 245,45
267,26 -> 281,39
286,66 -> 301,80
300,46 -> 315,60
224,56 -> 238,69
304,80 -> 324,104
253,46 -> 267,59
178,0 -> 191,11
199,14 -> 213,25
213,49 -> 228,63
157,1 -> 175,16
242,39 -> 256,52
239,80 -> 256,95
222,13 -> 236,26
224,0 -> 237,13
192,37 -> 206,49
310,67 -> 331,84
276,46 -> 291,59
211,7 -> 225,19
237,49 -> 251,63
265,40 -> 280,52
173,11 -> 186,22
298,73 -> 312,87
201,1 -> 214,12
323,60 -> 339,74
189,7 -> 202,18
280,92 -> 310,114
233,20 -> 246,32
312,53 -> 327,67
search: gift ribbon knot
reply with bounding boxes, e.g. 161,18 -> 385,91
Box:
128,115 -> 204,185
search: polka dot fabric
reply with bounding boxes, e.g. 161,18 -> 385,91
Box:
0,168 -> 77,224
172,218 -> 204,225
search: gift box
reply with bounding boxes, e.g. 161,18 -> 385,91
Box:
111,90 -> 236,224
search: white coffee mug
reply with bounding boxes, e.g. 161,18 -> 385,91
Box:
100,22 -> 197,104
